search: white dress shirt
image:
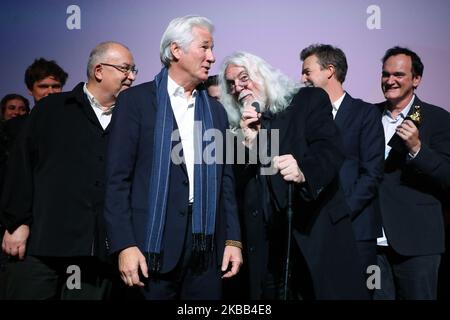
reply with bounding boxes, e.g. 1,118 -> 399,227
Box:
377,95 -> 415,246
83,83 -> 113,130
331,92 -> 346,119
167,76 -> 197,203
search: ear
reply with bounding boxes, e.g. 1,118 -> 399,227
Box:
171,42 -> 182,61
326,64 -> 335,80
93,64 -> 103,81
412,74 -> 422,89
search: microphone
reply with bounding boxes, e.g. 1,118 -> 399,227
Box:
251,101 -> 261,113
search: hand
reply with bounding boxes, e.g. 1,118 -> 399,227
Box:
240,105 -> 261,148
2,224 -> 29,260
396,119 -> 421,154
118,246 -> 149,287
273,154 -> 306,183
221,245 -> 243,279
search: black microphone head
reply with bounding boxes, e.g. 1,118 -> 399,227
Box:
251,101 -> 261,113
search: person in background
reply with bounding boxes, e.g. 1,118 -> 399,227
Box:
4,59 -> 69,155
206,74 -> 220,99
0,94 -> 30,121
0,93 -> 30,269
25,58 -> 68,104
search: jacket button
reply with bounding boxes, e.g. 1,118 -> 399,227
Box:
252,210 -> 258,217
249,246 -> 255,253
183,180 -> 189,186
179,209 -> 186,216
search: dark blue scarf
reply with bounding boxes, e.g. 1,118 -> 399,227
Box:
145,68 -> 217,272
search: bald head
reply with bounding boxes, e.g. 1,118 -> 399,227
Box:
86,41 -> 132,79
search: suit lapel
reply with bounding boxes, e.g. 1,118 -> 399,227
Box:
172,116 -> 188,178
406,96 -> 423,118
334,93 -> 352,126
72,83 -> 105,132
384,95 -> 423,167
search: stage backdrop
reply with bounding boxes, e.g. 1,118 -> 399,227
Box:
1,0 -> 449,110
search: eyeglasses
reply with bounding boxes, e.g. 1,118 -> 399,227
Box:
100,63 -> 138,76
226,73 -> 250,92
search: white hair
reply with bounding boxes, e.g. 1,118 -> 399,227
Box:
218,51 -> 301,129
160,15 -> 214,67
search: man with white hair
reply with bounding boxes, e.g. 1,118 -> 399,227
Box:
104,16 -> 242,300
219,51 -> 367,299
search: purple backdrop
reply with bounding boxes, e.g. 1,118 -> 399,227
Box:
1,0 -> 449,110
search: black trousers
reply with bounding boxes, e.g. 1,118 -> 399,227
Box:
374,246 -> 441,300
0,255 -> 113,300
140,206 -> 222,300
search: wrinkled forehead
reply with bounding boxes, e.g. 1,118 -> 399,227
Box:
225,64 -> 247,79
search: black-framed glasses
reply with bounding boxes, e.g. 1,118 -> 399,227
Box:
100,63 -> 138,76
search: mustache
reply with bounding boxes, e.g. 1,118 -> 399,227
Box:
238,90 -> 252,102
383,84 -> 397,90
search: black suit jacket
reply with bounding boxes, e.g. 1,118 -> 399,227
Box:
0,115 -> 28,194
335,93 -> 384,241
103,81 -> 241,273
377,96 -> 450,256
241,87 -> 367,299
0,83 -> 110,258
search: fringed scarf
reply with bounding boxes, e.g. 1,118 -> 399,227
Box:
145,67 -> 217,272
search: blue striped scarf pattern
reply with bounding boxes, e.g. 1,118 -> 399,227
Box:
145,68 -> 217,272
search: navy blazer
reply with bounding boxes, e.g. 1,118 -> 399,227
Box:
104,81 -> 241,273
335,93 -> 384,241
377,96 -> 450,256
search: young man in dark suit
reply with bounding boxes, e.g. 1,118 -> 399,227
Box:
104,16 -> 242,300
374,46 -> 450,299
300,44 -> 385,296
0,41 -> 136,299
